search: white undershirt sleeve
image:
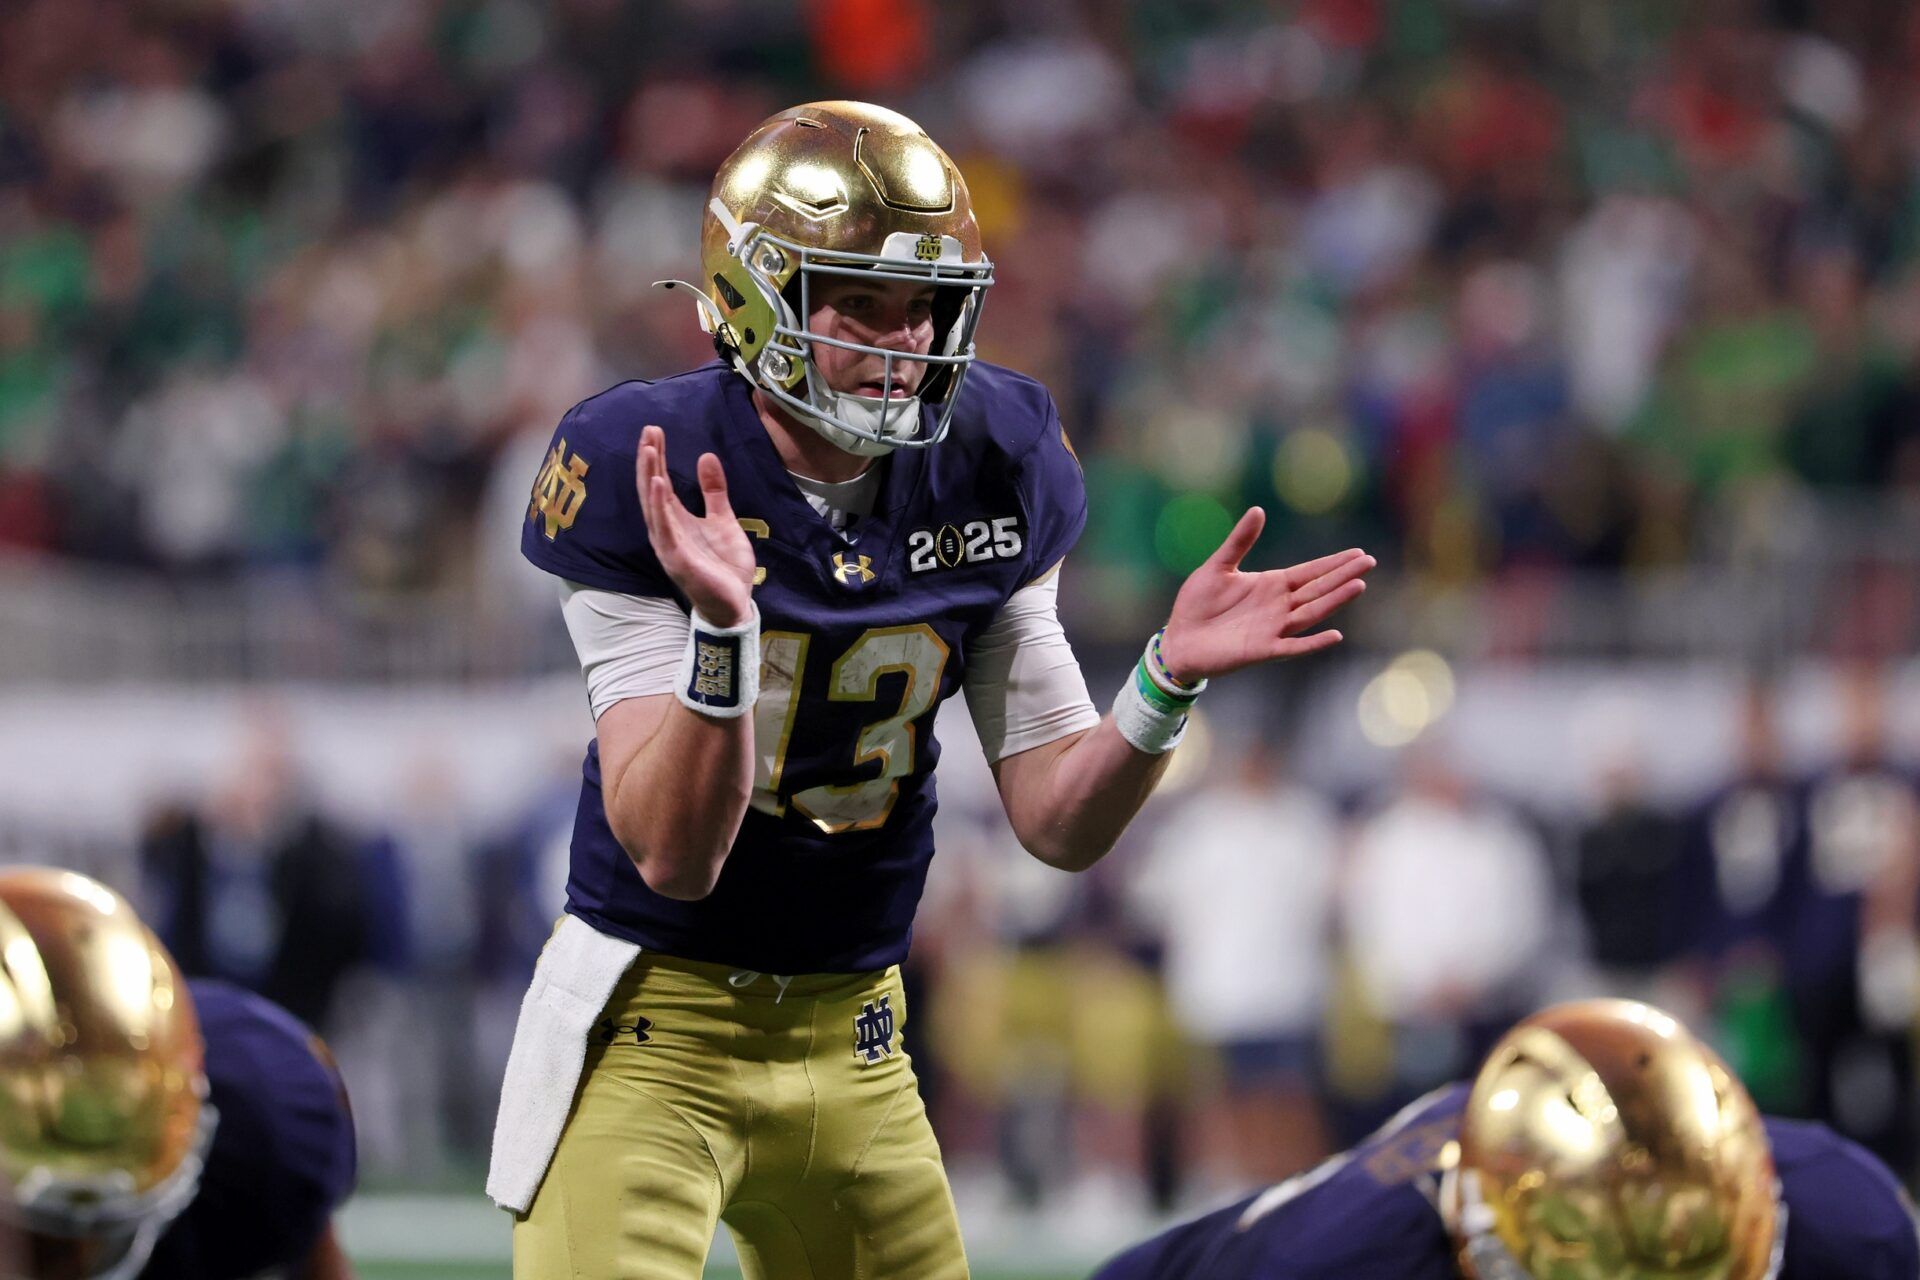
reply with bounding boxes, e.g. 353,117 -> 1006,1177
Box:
558,581 -> 687,718
560,567 -> 1101,756
964,566 -> 1102,763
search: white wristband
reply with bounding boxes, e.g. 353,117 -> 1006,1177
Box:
1113,662 -> 1191,754
676,604 -> 761,718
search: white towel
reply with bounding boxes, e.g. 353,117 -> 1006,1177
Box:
487,914 -> 642,1213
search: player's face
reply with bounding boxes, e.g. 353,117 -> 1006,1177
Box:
806,277 -> 938,398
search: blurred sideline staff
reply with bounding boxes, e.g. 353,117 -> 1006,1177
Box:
1092,999 -> 1919,1280
0,869 -> 357,1280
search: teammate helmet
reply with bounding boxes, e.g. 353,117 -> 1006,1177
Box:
0,869 -> 213,1280
1449,1000 -> 1782,1280
689,100 -> 993,456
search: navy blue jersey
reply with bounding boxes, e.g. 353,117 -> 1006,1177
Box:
143,981 -> 357,1279
1093,1085 -> 1919,1280
523,360 -> 1086,973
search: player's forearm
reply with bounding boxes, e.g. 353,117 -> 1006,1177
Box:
606,706 -> 754,900
1000,716 -> 1171,871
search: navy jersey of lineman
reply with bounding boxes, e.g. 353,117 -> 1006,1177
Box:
1092,1084 -> 1920,1280
143,981 -> 357,1279
523,360 -> 1086,974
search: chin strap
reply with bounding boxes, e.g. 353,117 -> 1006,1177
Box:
654,279 -> 728,335
1442,1167 -> 1789,1280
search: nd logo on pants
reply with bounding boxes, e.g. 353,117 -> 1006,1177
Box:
513,953 -> 968,1279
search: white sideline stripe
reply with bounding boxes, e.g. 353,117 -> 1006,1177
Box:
337,1195 -> 754,1267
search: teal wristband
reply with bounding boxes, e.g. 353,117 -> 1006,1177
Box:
1133,660 -> 1194,716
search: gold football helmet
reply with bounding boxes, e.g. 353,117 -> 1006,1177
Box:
1447,1000 -> 1782,1280
677,100 -> 994,455
0,869 -> 213,1280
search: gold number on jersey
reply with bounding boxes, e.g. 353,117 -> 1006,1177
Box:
748,625 -> 951,833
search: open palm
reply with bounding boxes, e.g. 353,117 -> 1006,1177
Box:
1159,507 -> 1374,683
636,423 -> 757,628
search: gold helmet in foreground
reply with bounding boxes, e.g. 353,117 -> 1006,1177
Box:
685,100 -> 993,456
0,869 -> 212,1279
1448,1000 -> 1782,1280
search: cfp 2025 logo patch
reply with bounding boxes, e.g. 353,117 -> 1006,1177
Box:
907,516 -> 1022,574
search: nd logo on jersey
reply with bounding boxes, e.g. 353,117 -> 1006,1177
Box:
530,439 -> 590,539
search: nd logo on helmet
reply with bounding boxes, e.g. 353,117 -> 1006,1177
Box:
913,234 -> 943,263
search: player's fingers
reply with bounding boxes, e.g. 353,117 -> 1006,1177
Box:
1291,553 -> 1376,605
1271,629 -> 1344,659
635,426 -> 664,490
1285,579 -> 1365,634
647,475 -> 683,552
1282,547 -> 1368,589
697,452 -> 734,520
638,450 -> 672,537
1206,507 -> 1266,571
637,449 -> 660,528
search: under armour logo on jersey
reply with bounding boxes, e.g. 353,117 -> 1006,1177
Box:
832,552 -> 875,585
595,1016 -> 653,1046
530,439 -> 590,540
853,996 -> 895,1064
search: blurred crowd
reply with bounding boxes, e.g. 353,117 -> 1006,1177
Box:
5,0 -> 1920,606
120,663 -> 1920,1223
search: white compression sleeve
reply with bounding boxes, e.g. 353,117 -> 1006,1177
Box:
963,567 -> 1102,763
558,581 -> 687,718
562,569 -> 1101,752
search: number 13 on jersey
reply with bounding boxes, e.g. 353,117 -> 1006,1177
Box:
751,625 -> 951,834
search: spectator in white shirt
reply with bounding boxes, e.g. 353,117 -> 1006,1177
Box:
1132,742 -> 1338,1189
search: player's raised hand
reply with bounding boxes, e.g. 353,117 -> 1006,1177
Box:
635,424 -> 757,628
1158,507 -> 1373,683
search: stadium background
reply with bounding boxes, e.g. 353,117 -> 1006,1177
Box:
5,0 -> 1920,1275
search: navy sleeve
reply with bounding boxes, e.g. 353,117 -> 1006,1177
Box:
1091,1197 -> 1256,1280
521,400 -> 679,599
145,981 -> 358,1280
1013,396 -> 1087,582
1773,1118 -> 1920,1279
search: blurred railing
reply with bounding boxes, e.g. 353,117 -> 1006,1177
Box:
4,494 -> 1916,682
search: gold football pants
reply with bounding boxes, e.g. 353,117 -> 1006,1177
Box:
512,952 -> 968,1279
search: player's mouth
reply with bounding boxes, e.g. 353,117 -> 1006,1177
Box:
856,376 -> 912,399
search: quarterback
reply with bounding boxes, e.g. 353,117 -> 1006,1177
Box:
0,869 -> 357,1280
488,100 -> 1373,1279
1093,1000 -> 1919,1280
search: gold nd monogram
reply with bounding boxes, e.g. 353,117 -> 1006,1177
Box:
529,439 -> 590,540
913,233 -> 943,262
832,553 -> 875,584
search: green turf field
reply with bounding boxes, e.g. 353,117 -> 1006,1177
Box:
342,1192 -> 1104,1280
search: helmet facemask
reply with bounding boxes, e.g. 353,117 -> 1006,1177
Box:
712,207 -> 992,456
5,1102 -> 219,1280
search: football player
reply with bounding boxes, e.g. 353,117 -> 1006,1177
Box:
1092,999 -> 1919,1280
490,100 -> 1375,1279
0,868 -> 357,1280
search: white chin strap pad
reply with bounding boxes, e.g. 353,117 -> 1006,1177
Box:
798,392 -> 923,457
